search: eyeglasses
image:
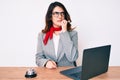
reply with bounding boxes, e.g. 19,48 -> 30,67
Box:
52,12 -> 65,17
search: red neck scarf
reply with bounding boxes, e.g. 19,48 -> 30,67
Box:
43,26 -> 62,45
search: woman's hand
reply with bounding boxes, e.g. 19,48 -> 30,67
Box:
45,60 -> 57,69
61,20 -> 68,32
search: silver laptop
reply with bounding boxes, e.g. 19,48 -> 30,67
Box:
60,45 -> 111,80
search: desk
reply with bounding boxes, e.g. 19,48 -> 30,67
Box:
90,66 -> 120,80
0,66 -> 120,80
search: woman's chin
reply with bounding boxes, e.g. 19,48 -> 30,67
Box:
53,24 -> 61,27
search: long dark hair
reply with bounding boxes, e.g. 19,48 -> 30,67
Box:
42,1 -> 73,33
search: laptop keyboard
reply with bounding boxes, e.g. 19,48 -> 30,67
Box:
70,72 -> 81,78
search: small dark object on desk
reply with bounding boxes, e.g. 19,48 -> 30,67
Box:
25,68 -> 37,78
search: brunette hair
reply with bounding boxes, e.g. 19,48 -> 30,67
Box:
42,1 -> 73,33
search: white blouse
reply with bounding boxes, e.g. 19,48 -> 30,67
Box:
53,33 -> 60,57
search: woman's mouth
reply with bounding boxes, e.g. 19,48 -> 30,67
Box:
57,20 -> 62,22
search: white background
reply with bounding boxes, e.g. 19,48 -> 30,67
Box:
0,0 -> 120,66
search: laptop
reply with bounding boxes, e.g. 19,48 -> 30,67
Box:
60,45 -> 111,80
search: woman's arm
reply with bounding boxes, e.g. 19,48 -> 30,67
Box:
60,31 -> 79,62
36,33 -> 50,67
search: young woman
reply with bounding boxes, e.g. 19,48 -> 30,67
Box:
36,1 -> 79,69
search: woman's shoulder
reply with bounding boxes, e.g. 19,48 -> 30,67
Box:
69,30 -> 78,35
38,32 -> 45,38
38,31 -> 45,35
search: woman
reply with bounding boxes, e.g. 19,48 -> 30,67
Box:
36,1 -> 79,69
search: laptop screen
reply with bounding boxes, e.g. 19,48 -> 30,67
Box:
81,45 -> 111,80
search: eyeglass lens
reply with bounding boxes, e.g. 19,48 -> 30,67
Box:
52,12 -> 65,17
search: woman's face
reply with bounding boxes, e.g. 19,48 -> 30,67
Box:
52,6 -> 65,28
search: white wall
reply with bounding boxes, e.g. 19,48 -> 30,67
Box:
0,0 -> 120,66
